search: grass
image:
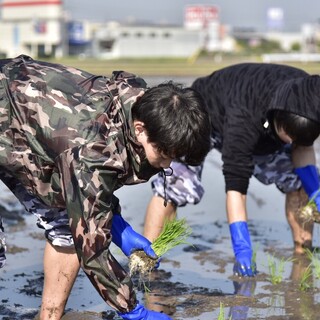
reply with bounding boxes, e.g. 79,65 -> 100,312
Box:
151,218 -> 192,257
44,55 -> 320,78
305,248 -> 320,279
251,244 -> 258,274
217,302 -> 232,320
299,265 -> 313,292
129,218 -> 192,276
267,254 -> 294,285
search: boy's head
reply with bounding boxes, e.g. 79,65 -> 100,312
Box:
132,81 -> 211,167
269,74 -> 320,146
272,110 -> 320,146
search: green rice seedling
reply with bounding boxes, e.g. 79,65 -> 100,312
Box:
217,302 -> 232,320
305,248 -> 320,279
299,264 -> 313,291
267,254 -> 293,285
129,218 -> 192,276
251,244 -> 258,274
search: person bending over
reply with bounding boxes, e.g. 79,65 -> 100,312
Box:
143,63 -> 320,277
0,55 -> 211,319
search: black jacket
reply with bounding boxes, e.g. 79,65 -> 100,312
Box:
192,63 -> 320,194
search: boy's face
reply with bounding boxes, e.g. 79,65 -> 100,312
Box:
274,122 -> 293,144
134,121 -> 173,168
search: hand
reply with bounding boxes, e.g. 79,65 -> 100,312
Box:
118,303 -> 172,319
295,165 -> 320,212
233,250 -> 257,277
229,221 -> 257,277
111,214 -> 157,258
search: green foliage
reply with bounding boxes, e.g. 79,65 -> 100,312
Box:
151,218 -> 192,257
290,42 -> 301,51
299,265 -> 313,292
305,248 -> 320,279
267,254 -> 294,285
217,302 -> 232,320
235,38 -> 282,54
251,244 -> 258,274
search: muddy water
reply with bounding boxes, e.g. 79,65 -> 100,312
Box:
1,76 -> 320,319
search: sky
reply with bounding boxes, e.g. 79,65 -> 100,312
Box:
63,0 -> 320,32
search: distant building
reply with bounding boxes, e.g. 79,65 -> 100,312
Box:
90,5 -> 226,59
92,22 -> 202,59
0,2 -> 227,59
0,0 -> 66,58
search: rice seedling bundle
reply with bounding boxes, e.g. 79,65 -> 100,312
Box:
129,218 -> 192,276
298,191 -> 320,223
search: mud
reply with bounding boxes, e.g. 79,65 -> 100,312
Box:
2,151 -> 320,320
1,77 -> 320,319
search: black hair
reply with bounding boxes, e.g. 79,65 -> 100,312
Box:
272,110 -> 320,146
132,81 -> 211,165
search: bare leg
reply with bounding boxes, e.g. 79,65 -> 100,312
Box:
285,189 -> 314,254
143,196 -> 177,242
39,241 -> 80,320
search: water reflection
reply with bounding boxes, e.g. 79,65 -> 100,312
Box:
228,279 -> 256,320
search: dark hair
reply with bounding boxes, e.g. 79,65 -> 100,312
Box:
132,81 -> 211,165
272,110 -> 320,146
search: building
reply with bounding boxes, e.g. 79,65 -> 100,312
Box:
92,22 -> 202,59
0,0 -> 67,58
0,2 -> 226,59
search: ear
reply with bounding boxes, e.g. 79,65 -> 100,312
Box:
133,120 -> 145,136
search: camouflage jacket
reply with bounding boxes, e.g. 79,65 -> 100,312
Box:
0,55 -> 159,311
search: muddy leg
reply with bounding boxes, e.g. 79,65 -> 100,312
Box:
285,189 -> 314,254
39,241 -> 80,320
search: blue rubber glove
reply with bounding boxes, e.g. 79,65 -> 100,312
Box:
0,217 -> 6,269
294,165 -> 320,211
111,214 -> 158,259
229,221 -> 256,277
118,303 -> 172,319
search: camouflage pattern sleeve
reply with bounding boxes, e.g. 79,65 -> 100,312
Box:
57,142 -> 137,312
0,55 -> 159,312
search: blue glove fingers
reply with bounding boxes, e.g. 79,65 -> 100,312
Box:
230,221 -> 256,277
118,303 -> 172,320
294,165 -> 320,198
111,214 -> 158,258
233,258 -> 256,277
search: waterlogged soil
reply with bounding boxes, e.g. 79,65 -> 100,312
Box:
1,137 -> 320,319
2,214 -> 320,320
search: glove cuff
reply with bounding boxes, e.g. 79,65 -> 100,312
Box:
111,214 -> 131,253
117,303 -> 147,319
294,165 -> 320,198
229,221 -> 252,257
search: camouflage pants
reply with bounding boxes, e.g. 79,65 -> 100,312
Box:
0,170 -> 74,248
152,139 -> 302,207
0,216 -> 6,268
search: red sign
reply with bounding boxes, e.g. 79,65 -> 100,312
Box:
185,5 -> 219,24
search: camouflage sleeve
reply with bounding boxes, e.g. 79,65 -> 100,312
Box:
151,161 -> 205,207
57,141 -> 137,312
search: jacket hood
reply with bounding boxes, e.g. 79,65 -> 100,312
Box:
268,75 -> 320,123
